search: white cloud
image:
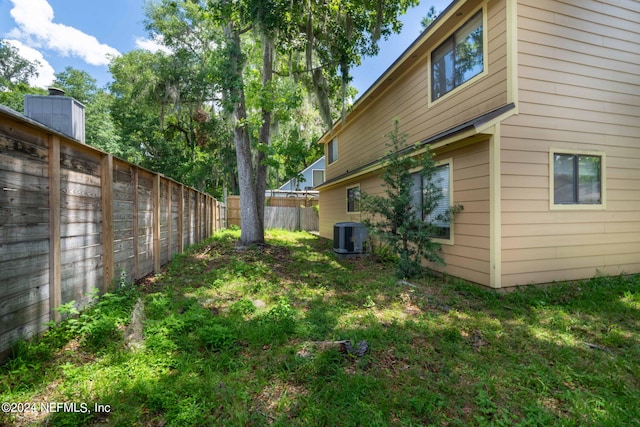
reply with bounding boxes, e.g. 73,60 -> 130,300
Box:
135,36 -> 172,54
8,0 -> 120,66
5,39 -> 56,89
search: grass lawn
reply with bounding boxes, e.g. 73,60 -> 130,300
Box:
1,229 -> 639,426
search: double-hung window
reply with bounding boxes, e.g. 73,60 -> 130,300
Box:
410,162 -> 452,240
552,152 -> 604,207
431,10 -> 484,101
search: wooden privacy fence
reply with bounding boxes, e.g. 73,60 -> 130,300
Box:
227,195 -> 319,232
0,106 -> 226,359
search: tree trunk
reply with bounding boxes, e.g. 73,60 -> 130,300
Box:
255,33 -> 274,229
225,24 -> 264,245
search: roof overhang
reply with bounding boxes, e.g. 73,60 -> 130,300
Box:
316,103 -> 516,191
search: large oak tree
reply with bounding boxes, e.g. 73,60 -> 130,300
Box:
144,0 -> 418,245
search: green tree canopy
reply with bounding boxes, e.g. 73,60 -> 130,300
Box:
0,39 -> 40,90
0,39 -> 46,111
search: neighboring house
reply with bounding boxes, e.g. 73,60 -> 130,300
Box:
277,156 -> 325,191
316,0 -> 640,289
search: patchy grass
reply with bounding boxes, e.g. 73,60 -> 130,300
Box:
1,229 -> 639,426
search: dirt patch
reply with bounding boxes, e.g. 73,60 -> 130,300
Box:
124,298 -> 145,350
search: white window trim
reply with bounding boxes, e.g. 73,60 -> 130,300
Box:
427,5 -> 488,107
549,148 -> 606,211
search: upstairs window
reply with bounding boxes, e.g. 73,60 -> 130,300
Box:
328,138 -> 338,164
431,10 -> 484,101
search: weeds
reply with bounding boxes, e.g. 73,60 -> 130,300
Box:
1,229 -> 639,426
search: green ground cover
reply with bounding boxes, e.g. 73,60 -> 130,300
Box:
1,229 -> 639,426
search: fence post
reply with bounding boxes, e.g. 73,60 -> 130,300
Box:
178,184 -> 184,252
48,135 -> 61,323
153,174 -> 161,273
196,192 -> 201,243
187,189 -> 192,246
101,154 -> 114,291
132,167 -> 139,280
167,180 -> 172,262
211,197 -> 218,235
210,197 -> 213,234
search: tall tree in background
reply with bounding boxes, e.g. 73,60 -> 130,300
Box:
53,67 -> 122,154
0,40 -> 40,90
172,0 -> 418,246
421,6 -> 440,29
0,39 -> 46,111
109,48 -> 234,196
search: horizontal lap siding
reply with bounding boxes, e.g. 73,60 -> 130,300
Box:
326,0 -> 509,182
500,0 -> 640,286
318,173 -> 380,239
321,1 -> 507,286
434,141 -> 491,285
319,141 -> 491,286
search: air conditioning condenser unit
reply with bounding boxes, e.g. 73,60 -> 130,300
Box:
333,222 -> 368,254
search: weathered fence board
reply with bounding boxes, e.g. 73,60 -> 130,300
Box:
227,195 -> 318,232
0,105 -> 226,361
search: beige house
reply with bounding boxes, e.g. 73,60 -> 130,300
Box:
316,0 -> 640,289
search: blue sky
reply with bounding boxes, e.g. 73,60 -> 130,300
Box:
1,0 -> 452,96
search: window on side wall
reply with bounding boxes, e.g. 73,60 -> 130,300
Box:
328,138 -> 338,164
312,169 -> 325,187
552,152 -> 603,206
347,185 -> 360,213
410,163 -> 451,240
431,10 -> 484,101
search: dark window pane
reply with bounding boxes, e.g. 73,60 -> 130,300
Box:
431,40 -> 454,100
347,187 -> 360,212
328,139 -> 338,164
554,154 -> 576,204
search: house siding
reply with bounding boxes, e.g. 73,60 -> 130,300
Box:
500,0 -> 640,286
318,173 -> 382,237
319,140 -> 492,286
435,140 -> 491,285
325,0 -> 509,182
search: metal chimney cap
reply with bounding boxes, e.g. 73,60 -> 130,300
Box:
48,87 -> 65,96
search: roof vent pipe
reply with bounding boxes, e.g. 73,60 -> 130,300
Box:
48,87 -> 66,96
